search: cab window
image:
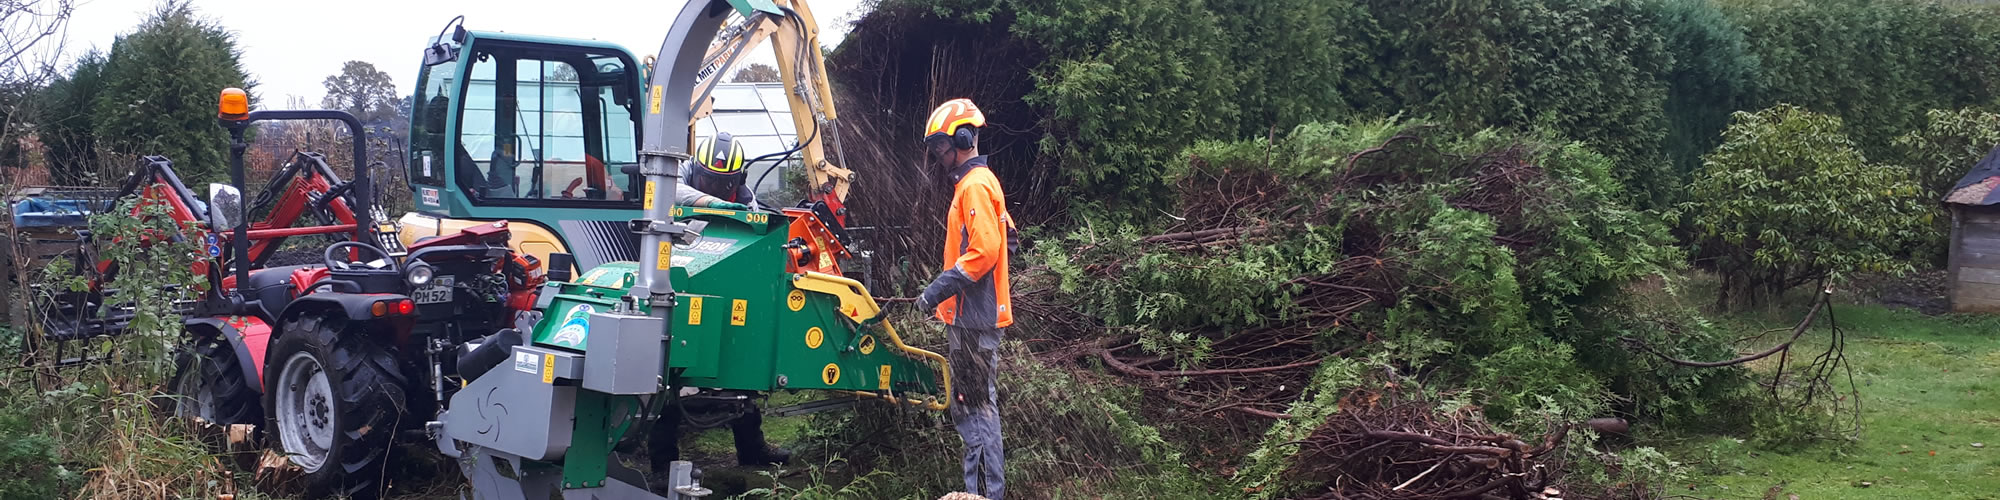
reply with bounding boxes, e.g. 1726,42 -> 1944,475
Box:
409,51 -> 453,187
455,45 -> 640,205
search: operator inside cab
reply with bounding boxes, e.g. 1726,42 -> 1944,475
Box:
674,132 -> 755,210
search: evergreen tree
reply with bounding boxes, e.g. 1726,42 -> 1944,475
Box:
91,1 -> 252,184
36,52 -> 106,185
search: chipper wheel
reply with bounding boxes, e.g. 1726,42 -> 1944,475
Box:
168,335 -> 262,426
262,312 -> 408,500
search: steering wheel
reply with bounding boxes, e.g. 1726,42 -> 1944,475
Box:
323,241 -> 398,272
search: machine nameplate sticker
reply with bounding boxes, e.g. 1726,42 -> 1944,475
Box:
858,335 -> 876,355
805,327 -> 823,349
541,354 -> 556,384
679,237 -> 738,255
786,290 -> 806,311
731,299 -> 748,326
515,351 -> 538,374
688,297 -> 703,325
421,187 -> 440,206
821,363 -> 840,385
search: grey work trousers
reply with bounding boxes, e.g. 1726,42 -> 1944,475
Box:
948,325 -> 1004,500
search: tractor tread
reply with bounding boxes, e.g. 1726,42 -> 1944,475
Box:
169,335 -> 261,426
264,312 -> 407,500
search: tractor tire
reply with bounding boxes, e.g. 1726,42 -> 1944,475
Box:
168,335 -> 261,426
262,313 -> 408,500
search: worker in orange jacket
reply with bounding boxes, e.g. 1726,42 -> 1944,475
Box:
913,98 -> 1013,500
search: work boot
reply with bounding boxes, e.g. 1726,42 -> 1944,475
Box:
730,405 -> 791,465
738,444 -> 792,466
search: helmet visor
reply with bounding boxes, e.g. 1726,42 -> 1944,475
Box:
691,169 -> 744,199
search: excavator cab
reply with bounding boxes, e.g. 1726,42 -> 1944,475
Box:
402,1 -> 853,276
403,24 -> 648,269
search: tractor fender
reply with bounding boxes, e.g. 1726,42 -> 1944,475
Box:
184,316 -> 274,391
276,293 -> 416,344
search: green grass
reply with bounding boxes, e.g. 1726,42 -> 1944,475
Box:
1669,304 -> 2000,499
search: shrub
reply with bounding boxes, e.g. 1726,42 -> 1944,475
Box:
1894,107 -> 2000,201
0,390 -> 82,500
1675,104 -> 1929,308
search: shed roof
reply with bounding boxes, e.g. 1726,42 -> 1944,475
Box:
1946,145 -> 2000,205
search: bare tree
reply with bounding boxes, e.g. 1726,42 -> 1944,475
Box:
0,0 -> 74,172
0,0 -> 73,336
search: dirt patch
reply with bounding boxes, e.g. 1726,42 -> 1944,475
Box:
1848,270 -> 1948,315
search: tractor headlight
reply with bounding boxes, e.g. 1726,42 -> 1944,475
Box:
406,262 -> 436,287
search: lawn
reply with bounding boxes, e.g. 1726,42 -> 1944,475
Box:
1672,303 -> 2000,499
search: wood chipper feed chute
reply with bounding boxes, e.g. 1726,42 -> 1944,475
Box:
521,208 -> 948,405
790,271 -> 950,411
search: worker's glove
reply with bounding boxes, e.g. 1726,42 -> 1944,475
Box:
706,200 -> 750,211
913,294 -> 937,314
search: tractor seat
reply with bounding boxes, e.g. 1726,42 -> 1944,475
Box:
243,264 -> 320,320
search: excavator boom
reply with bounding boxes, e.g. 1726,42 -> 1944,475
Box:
685,0 -> 851,216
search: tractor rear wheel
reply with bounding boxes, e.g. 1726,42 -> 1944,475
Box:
168,335 -> 261,426
262,313 -> 408,500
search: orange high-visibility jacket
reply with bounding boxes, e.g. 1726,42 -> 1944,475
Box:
925,156 -> 1014,329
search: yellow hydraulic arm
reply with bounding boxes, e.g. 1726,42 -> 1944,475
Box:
683,0 -> 854,205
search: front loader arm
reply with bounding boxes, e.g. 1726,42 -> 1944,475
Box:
245,152 -> 361,266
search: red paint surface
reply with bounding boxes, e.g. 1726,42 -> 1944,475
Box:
224,315 -> 274,382
290,266 -> 329,296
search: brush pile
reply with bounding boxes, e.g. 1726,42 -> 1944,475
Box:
1015,121 -> 1698,433
1283,377 -> 1575,500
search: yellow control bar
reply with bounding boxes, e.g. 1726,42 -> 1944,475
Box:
791,272 -> 951,411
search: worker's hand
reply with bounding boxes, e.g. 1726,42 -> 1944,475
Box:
706,200 -> 750,211
913,294 -> 937,314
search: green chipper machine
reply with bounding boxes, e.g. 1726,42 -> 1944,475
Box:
430,1 -> 948,499
441,209 -> 947,499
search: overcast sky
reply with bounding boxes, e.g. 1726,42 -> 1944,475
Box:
58,0 -> 872,105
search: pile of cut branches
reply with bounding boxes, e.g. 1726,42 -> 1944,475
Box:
1019,121 -> 1684,434
1284,378 -> 1574,500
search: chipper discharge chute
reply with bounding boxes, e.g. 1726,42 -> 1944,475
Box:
439,207 -> 947,499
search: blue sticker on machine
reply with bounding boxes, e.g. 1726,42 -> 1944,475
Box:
549,303 -> 595,347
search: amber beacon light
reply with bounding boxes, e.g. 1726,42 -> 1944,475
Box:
217,87 -> 249,121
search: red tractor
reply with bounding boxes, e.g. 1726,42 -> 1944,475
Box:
49,91 -> 549,499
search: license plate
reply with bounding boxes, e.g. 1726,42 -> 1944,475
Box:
413,275 -> 455,304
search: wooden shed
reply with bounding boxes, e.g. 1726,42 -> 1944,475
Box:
1945,147 -> 2000,312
